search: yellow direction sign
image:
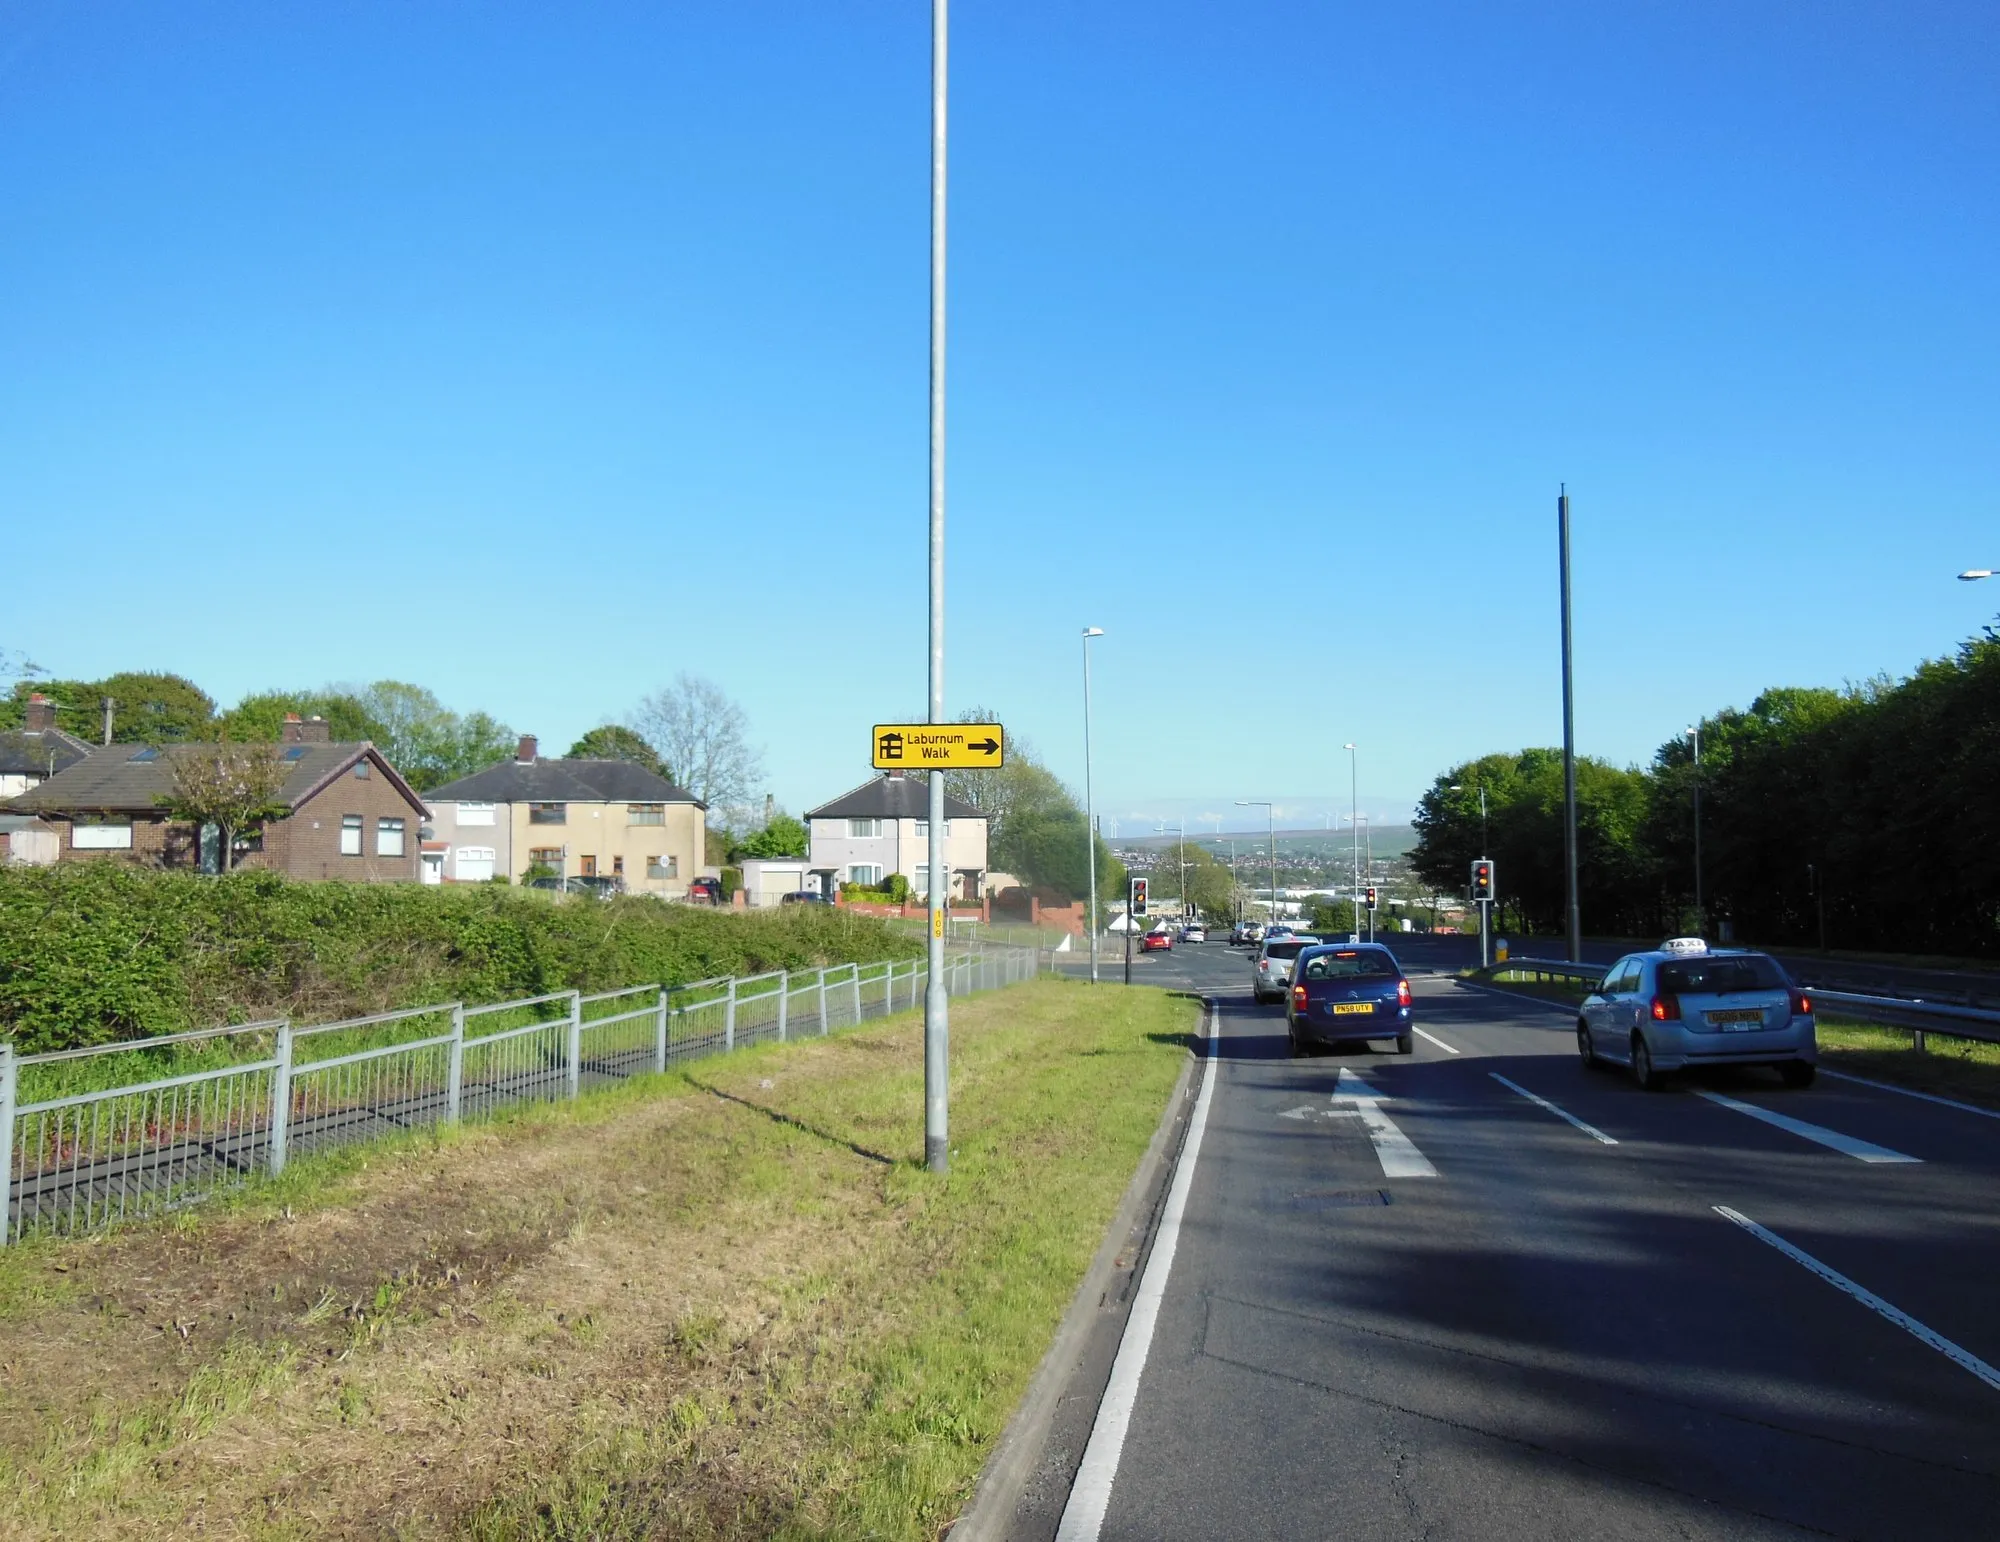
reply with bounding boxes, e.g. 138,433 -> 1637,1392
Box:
872,723 -> 1005,770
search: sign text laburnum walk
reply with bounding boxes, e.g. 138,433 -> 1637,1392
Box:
871,723 -> 1005,770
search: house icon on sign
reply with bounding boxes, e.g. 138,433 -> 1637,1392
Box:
877,731 -> 905,762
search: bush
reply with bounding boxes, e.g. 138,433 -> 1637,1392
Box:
886,873 -> 911,904
0,865 -> 923,1053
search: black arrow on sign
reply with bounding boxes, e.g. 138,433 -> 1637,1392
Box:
968,738 -> 1000,755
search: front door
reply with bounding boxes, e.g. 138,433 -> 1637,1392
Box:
580,855 -> 598,878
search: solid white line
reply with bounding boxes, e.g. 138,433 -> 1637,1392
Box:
1056,1000 -> 1220,1542
1413,1026 -> 1460,1055
1820,1067 -> 2000,1122
1489,1072 -> 1618,1144
1714,1206 -> 2000,1393
1696,1090 -> 1920,1164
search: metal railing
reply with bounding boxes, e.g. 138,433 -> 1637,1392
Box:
0,943 -> 1043,1244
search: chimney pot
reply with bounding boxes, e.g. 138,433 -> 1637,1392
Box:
517,734 -> 538,764
300,715 -> 332,744
23,694 -> 55,734
281,713 -> 304,744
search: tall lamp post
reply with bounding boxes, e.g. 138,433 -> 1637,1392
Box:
922,0 -> 951,1175
1237,801 -> 1275,926
1557,488 -> 1581,963
1686,724 -> 1703,934
1343,743 -> 1359,942
1082,626 -> 1104,984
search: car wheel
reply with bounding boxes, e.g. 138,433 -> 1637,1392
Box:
1577,1022 -> 1597,1069
1779,1061 -> 1817,1089
1396,1033 -> 1414,1055
1631,1034 -> 1664,1092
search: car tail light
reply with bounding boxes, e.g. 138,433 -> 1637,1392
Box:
1396,978 -> 1412,1007
1790,990 -> 1812,1016
1650,993 -> 1681,1022
1292,984 -> 1308,1010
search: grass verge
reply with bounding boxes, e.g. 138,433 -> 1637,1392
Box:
0,977 -> 1195,1540
1818,1017 -> 2000,1110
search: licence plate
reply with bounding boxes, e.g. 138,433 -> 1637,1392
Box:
1709,1009 -> 1764,1028
1333,1003 -> 1374,1016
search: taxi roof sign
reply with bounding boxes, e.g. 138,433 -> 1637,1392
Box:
1660,936 -> 1709,956
872,723 -> 1005,770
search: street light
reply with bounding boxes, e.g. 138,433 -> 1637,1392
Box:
1959,570 -> 1995,581
921,0 -> 950,1176
1447,782 -> 1489,853
1236,800 -> 1275,925
1343,743 -> 1359,942
1082,627 -> 1104,985
1686,724 -> 1704,935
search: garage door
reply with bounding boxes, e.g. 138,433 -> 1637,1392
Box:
455,847 -> 496,882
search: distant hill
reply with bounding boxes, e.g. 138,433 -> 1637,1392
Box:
1113,826 -> 1418,861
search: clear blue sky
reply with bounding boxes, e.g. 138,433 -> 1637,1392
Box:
4,2 -> 1996,830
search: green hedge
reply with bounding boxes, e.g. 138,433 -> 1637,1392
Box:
0,865 -> 924,1054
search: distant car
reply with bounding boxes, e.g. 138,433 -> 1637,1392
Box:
1141,926 -> 1174,953
1179,924 -> 1207,944
684,876 -> 724,906
1230,922 -> 1258,947
1579,938 -> 1816,1090
567,875 -> 622,900
779,889 -> 832,905
1287,943 -> 1413,1056
1251,934 -> 1322,1003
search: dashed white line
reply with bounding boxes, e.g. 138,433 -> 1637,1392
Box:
1056,1001 -> 1220,1542
1696,1090 -> 1920,1164
1819,1067 -> 2000,1122
1489,1072 -> 1618,1144
1413,1026 -> 1460,1055
1715,1206 -> 2000,1393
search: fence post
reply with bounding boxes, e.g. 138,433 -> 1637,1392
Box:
725,977 -> 737,1052
446,1003 -> 465,1124
567,990 -> 582,1100
850,965 -> 862,1025
267,1021 -> 293,1178
778,971 -> 790,1043
0,1043 -> 15,1247
885,962 -> 893,1015
1913,1028 -> 1928,1054
656,988 -> 669,1073
818,968 -> 829,1035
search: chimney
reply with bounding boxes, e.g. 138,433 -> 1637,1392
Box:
23,694 -> 54,734
300,715 -> 332,744
281,713 -> 304,745
517,734 -> 538,764
101,695 -> 116,746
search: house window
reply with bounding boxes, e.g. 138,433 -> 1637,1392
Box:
915,820 -> 951,838
847,864 -> 883,886
529,846 -> 565,872
646,855 -> 678,880
72,818 -> 134,850
455,846 -> 497,882
628,803 -> 665,825
353,761 -> 371,779
377,817 -> 406,857
457,801 -> 497,827
848,818 -> 880,839
529,803 -> 566,825
612,855 -> 624,877
339,815 -> 363,855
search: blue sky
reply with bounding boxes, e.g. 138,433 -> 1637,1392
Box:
4,1 -> 1996,831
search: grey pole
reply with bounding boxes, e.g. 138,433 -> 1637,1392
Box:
1558,487 -> 1582,963
1345,743 -> 1359,940
923,0 -> 950,1175
1083,627 -> 1103,983
1687,724 -> 1703,934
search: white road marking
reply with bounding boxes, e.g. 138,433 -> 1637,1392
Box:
1413,1026 -> 1460,1055
1056,1001 -> 1220,1542
1820,1067 -> 2000,1122
1714,1205 -> 2000,1393
1696,1090 -> 1920,1164
1331,1066 -> 1438,1178
1489,1073 -> 1618,1144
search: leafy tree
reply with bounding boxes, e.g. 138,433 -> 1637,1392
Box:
733,813 -> 808,860
156,744 -> 291,872
345,682 -> 516,791
1146,840 -> 1241,920
5,672 -> 214,742
993,807 -> 1124,905
633,674 -> 763,814
217,690 -> 383,743
567,724 -> 669,778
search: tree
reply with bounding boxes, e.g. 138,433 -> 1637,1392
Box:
217,689 -> 384,743
346,682 -> 516,791
734,814 -> 808,860
567,724 -> 669,777
1146,840 -> 1240,920
157,743 -> 291,872
992,807 -> 1124,904
632,674 -> 763,814
7,672 -> 214,741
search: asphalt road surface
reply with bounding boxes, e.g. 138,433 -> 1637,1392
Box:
1039,935 -> 2000,1540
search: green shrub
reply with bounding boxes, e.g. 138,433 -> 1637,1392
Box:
0,865 -> 923,1053
885,873 -> 911,903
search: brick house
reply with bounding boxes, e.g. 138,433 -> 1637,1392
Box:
0,693 -> 92,799
4,715 -> 427,881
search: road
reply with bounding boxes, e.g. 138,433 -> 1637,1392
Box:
1030,937 -> 2000,1540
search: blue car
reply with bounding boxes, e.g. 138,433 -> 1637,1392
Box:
1286,943 -> 1414,1056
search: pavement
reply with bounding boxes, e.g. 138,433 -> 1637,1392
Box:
1024,936 -> 2000,1540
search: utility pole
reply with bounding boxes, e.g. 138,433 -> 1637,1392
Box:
922,0 -> 949,1175
1344,744 -> 1359,942
1687,724 -> 1704,935
1557,488 -> 1581,964
1082,627 -> 1104,983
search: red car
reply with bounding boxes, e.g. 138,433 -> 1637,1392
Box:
1141,926 -> 1174,952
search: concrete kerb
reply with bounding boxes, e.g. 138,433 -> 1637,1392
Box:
947,996 -> 1211,1542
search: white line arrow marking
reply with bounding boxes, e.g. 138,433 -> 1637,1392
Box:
1328,1067 -> 1437,1177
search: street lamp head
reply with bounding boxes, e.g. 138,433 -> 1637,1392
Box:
1083,626 -> 1105,637
1960,570 -> 1995,582
1343,742 -> 1357,751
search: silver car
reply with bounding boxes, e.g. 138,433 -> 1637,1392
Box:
1251,935 -> 1322,1004
1578,941 -> 1816,1090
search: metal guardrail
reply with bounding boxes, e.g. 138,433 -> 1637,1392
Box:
0,943 -> 1042,1245
1471,958 -> 2000,1051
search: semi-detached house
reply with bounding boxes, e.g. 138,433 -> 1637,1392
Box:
805,772 -> 987,902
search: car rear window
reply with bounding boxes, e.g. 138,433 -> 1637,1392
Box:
1264,941 -> 1311,960
1659,956 -> 1788,994
1299,950 -> 1398,981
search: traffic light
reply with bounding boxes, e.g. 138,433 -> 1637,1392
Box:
1130,876 -> 1148,917
1471,860 -> 1495,902
1365,886 -> 1378,911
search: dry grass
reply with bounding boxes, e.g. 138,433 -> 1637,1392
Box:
0,978 -> 1194,1540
